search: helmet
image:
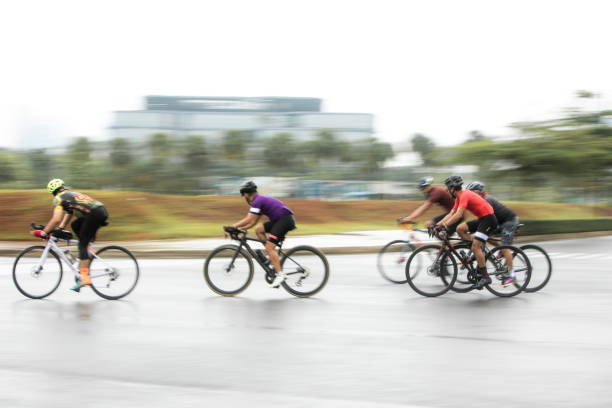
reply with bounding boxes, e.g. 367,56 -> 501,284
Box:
417,177 -> 434,190
444,175 -> 463,189
47,178 -> 65,195
239,181 -> 257,195
466,181 -> 485,193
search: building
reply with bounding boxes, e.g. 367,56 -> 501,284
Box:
110,96 -> 374,141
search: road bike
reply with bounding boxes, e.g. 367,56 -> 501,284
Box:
405,227 -> 531,297
12,223 -> 140,300
450,224 -> 552,293
377,221 -> 429,284
203,226 -> 329,298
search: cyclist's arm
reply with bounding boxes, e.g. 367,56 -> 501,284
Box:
438,207 -> 466,228
59,213 -> 72,229
233,213 -> 260,230
42,208 -> 64,234
401,201 -> 432,223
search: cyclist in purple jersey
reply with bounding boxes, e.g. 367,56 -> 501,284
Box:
230,181 -> 296,288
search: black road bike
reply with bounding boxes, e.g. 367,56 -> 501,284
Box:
203,226 -> 329,298
405,228 -> 532,297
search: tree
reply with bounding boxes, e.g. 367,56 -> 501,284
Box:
148,133 -> 172,164
66,137 -> 94,187
358,138 -> 395,173
223,130 -> 249,160
183,135 -> 208,174
110,138 -> 132,168
410,133 -> 437,166
263,133 -> 296,169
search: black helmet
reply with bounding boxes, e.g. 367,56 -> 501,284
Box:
239,181 -> 257,195
466,181 -> 485,192
444,175 -> 463,189
417,177 -> 434,190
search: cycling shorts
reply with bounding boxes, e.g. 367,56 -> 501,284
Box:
466,214 -> 498,243
264,214 -> 296,245
71,206 -> 108,260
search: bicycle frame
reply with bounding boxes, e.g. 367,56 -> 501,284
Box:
36,236 -> 115,279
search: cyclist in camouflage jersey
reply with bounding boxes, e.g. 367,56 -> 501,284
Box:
31,179 -> 108,292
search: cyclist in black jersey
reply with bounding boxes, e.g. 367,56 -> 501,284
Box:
31,179 -> 108,292
458,181 -> 519,286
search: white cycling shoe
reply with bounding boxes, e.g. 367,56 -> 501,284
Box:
268,272 -> 287,288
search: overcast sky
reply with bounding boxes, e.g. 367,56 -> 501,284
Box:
2,0 -> 611,149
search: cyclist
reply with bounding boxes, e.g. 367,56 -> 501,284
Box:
435,175 -> 497,289
229,181 -> 296,288
398,177 -> 463,236
459,181 -> 519,286
31,179 -> 108,292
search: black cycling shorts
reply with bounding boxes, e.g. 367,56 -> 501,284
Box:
467,214 -> 498,243
432,213 -> 463,237
264,214 -> 296,245
71,206 -> 108,260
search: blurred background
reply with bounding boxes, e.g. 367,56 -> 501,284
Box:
1,1 -> 611,203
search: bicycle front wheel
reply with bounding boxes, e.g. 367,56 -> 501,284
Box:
204,245 -> 254,296
485,245 -> 531,297
280,246 -> 329,298
13,246 -> 63,299
520,244 -> 552,293
377,240 -> 415,284
90,246 -> 140,300
405,244 -> 457,297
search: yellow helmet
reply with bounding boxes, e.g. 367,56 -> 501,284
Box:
47,179 -> 65,195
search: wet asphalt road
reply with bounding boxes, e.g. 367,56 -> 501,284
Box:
1,236 -> 611,407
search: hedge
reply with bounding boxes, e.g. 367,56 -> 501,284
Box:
517,218 -> 612,236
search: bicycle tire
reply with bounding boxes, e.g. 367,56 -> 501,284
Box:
13,245 -> 63,299
376,240 -> 416,284
485,245 -> 531,297
405,244 -> 457,297
280,245 -> 329,298
520,244 -> 552,293
89,246 -> 140,300
204,244 -> 254,296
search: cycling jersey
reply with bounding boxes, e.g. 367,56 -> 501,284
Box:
482,193 -> 516,224
425,186 -> 454,212
452,189 -> 493,219
249,194 -> 293,223
53,191 -> 104,218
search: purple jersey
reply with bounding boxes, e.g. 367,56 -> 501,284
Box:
249,194 -> 293,223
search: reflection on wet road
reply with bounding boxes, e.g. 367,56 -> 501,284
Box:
1,236 -> 611,407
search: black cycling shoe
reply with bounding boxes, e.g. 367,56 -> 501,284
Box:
474,277 -> 492,290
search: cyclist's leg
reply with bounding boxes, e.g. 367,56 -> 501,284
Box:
500,217 -> 519,284
255,222 -> 270,242
472,214 -> 498,286
456,219 -> 474,242
267,215 -> 296,286
71,209 -> 106,290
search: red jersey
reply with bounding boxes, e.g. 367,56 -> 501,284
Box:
452,189 -> 494,219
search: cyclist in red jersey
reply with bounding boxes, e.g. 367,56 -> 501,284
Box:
435,175 -> 498,289
399,177 -> 463,236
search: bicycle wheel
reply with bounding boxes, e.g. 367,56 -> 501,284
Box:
446,243 -> 477,293
89,246 -> 140,300
280,245 -> 329,298
405,244 -> 457,297
377,240 -> 415,284
485,245 -> 531,297
520,244 -> 552,293
13,246 -> 63,299
204,245 -> 254,296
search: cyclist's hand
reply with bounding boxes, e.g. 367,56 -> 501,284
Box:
32,230 -> 48,239
397,216 -> 413,225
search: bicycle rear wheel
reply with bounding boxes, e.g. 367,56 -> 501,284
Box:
204,245 -> 254,296
377,240 -> 415,284
90,246 -> 140,300
520,244 -> 552,293
280,246 -> 329,298
485,245 -> 531,297
13,246 -> 63,299
405,244 -> 457,297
